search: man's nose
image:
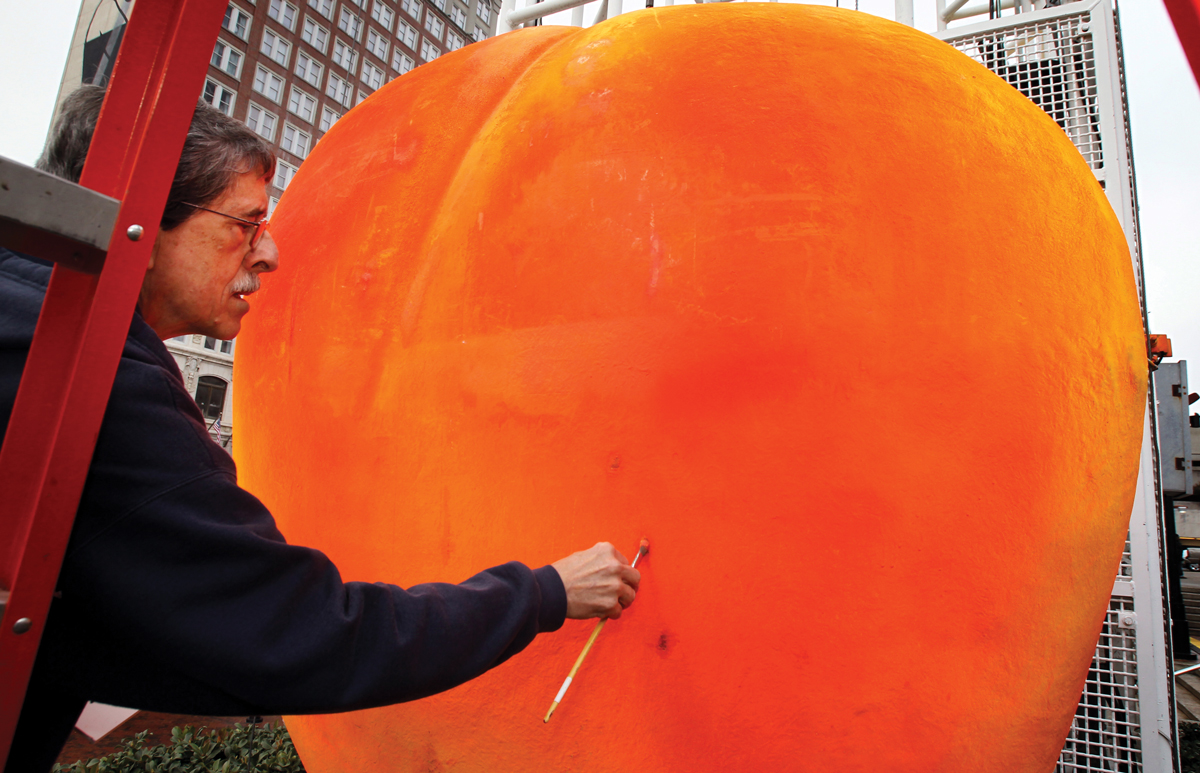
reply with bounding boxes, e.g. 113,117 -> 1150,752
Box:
249,230 -> 280,273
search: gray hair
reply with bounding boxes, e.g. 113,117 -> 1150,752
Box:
37,85 -> 276,231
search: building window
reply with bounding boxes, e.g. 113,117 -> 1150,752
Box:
371,1 -> 395,31
268,196 -> 280,216
366,29 -> 389,60
423,12 -> 443,41
320,105 -> 341,131
472,24 -> 485,42
195,375 -> 228,420
274,159 -> 298,191
223,3 -> 253,39
281,123 -> 312,158
301,16 -> 330,53
246,102 -> 278,141
261,29 -> 291,66
211,40 -> 244,78
361,60 -> 384,89
308,0 -> 334,17
221,340 -> 234,354
397,20 -> 417,48
337,7 -> 363,40
391,49 -> 414,74
295,51 -> 323,87
401,0 -> 422,20
349,0 -> 369,7
445,31 -> 464,51
326,72 -> 354,107
431,0 -> 446,11
202,79 -> 236,115
450,5 -> 467,29
268,0 -> 300,30
332,38 -> 359,73
253,65 -> 285,103
475,0 -> 490,24
287,87 -> 318,123
420,38 -> 439,62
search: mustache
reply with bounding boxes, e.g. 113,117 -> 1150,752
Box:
230,275 -> 261,296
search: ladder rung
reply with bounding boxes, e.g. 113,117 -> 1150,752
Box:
0,155 -> 121,275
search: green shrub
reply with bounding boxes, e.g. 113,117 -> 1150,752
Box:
1182,722 -> 1200,773
52,722 -> 305,773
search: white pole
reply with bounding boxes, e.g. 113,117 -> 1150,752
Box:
498,0 -> 518,32
939,0 -> 968,26
895,0 -> 914,25
610,0 -> 622,16
507,0 -> 592,26
946,0 -> 1017,22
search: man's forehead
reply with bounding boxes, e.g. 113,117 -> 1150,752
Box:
219,171 -> 271,216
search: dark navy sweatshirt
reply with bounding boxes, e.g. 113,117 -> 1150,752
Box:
0,248 -> 566,772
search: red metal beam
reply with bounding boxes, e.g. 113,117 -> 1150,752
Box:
0,0 -> 226,764
1165,0 -> 1200,89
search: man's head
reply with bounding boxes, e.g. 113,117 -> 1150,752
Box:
38,85 -> 281,340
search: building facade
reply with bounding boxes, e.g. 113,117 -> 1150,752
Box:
52,0 -> 501,451
201,0 -> 500,214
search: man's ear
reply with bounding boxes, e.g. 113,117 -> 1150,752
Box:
146,238 -> 158,270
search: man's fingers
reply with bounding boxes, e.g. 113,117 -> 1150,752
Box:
595,542 -> 630,567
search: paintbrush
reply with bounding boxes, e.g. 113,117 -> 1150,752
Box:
543,537 -> 649,723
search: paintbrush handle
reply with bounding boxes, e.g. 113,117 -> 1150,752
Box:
543,619 -> 606,723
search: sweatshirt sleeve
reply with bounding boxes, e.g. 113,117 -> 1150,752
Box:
41,320 -> 568,717
60,470 -> 566,714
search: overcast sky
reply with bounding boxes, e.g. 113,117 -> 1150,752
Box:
1,0 -> 1196,385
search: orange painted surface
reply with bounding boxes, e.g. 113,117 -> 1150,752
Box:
234,6 -> 1147,772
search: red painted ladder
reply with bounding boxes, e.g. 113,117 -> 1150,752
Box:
1165,0 -> 1200,89
0,0 -> 227,764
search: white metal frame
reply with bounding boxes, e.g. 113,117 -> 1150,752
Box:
938,0 -> 1060,31
496,0 -> 915,35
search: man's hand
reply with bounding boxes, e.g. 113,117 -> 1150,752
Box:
552,542 -> 641,619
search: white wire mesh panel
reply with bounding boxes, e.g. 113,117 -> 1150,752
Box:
1056,552 -> 1143,771
944,10 -> 1103,170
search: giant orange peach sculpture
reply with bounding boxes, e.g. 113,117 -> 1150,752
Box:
234,5 -> 1147,772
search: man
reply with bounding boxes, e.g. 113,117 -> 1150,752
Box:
1,87 -> 640,772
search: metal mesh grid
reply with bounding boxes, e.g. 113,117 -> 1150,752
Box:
1056,598 -> 1143,771
943,11 -> 1104,170
1118,538 -> 1134,580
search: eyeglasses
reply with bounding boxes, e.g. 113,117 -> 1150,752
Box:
180,202 -> 270,248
